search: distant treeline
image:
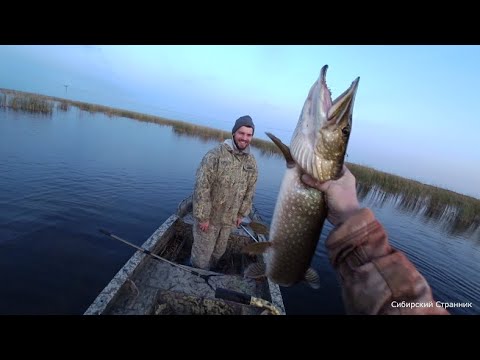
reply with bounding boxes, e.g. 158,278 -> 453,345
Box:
1,88 -> 478,237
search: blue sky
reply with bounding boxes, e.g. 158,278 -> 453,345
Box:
1,45 -> 478,198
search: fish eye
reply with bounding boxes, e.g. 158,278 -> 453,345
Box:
341,127 -> 350,136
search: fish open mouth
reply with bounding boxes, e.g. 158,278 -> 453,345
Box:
289,65 -> 360,181
324,67 -> 360,128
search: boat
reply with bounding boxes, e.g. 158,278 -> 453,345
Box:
84,195 -> 286,315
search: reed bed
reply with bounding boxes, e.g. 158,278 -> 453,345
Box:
4,93 -> 54,114
1,88 -> 478,237
57,100 -> 69,112
348,163 -> 480,236
0,93 -> 6,108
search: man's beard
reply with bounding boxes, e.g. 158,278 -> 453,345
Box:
234,138 -> 248,151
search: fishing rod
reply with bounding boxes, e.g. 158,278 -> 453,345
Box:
98,228 -> 222,291
240,224 -> 259,243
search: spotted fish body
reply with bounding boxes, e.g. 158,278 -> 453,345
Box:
244,65 -> 360,288
262,163 -> 326,287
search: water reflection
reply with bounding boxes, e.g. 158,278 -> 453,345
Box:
357,183 -> 479,240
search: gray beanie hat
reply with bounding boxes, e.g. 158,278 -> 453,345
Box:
232,115 -> 255,135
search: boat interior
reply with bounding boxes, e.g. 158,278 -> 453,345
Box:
96,198 -> 280,315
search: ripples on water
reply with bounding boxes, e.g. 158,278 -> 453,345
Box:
0,109 -> 478,315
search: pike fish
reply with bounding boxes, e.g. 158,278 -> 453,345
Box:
243,65 -> 360,289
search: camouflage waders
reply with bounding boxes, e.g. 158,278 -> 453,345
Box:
190,219 -> 233,270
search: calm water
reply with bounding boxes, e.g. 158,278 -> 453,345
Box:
0,109 -> 478,315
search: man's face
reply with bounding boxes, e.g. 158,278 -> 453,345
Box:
233,126 -> 253,150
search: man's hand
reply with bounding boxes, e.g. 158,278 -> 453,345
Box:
236,216 -> 243,228
301,165 -> 360,226
199,220 -> 210,232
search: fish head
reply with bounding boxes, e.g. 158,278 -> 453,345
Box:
290,65 -> 360,182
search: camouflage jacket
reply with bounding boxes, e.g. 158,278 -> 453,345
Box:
193,139 -> 258,226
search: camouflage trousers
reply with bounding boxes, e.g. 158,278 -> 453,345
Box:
190,220 -> 233,270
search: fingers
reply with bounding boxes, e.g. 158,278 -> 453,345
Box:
301,174 -> 316,187
301,174 -> 330,192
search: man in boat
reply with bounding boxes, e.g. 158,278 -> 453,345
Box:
301,165 -> 450,315
189,115 -> 258,270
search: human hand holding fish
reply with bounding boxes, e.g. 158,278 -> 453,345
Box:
301,167 -> 451,315
238,67 -> 450,313
301,165 -> 360,226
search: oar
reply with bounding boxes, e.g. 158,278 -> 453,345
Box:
98,228 -> 222,291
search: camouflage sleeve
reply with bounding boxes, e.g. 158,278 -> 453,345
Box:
192,149 -> 218,222
326,208 -> 449,315
238,159 -> 258,218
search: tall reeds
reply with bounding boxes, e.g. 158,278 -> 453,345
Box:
0,93 -> 6,108
57,100 -> 69,111
348,163 -> 480,237
4,93 -> 54,114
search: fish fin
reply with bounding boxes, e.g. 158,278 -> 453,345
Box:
242,242 -> 272,255
265,132 -> 295,168
249,221 -> 269,235
304,267 -> 321,289
244,261 -> 267,279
